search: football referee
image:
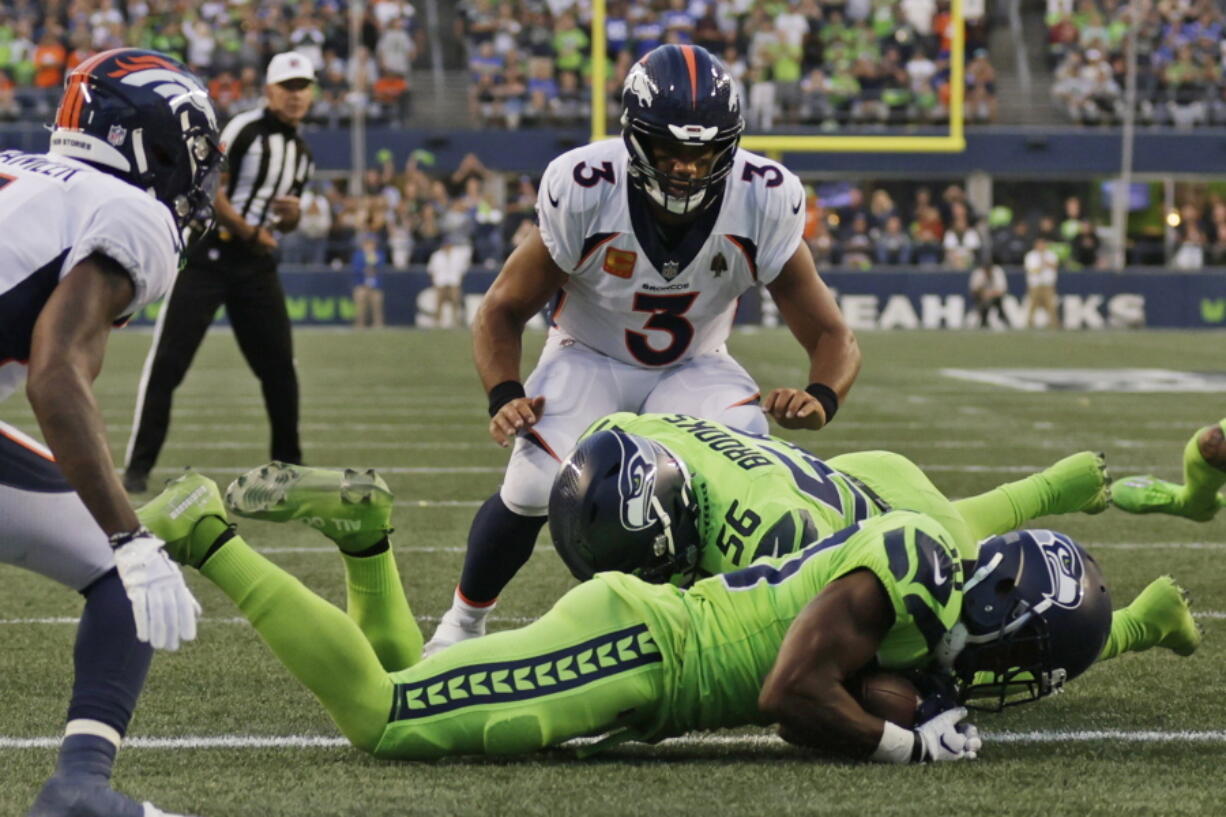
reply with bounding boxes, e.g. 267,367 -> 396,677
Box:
123,52 -> 317,492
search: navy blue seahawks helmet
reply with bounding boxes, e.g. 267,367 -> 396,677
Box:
549,430 -> 702,584
943,529 -> 1112,710
50,48 -> 223,237
621,44 -> 743,215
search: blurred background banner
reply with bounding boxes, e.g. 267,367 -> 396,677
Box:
116,268 -> 1222,329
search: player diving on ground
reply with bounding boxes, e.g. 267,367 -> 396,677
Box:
136,452 -> 1185,765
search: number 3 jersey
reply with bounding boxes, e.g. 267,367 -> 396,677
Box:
537,139 -> 805,367
0,150 -> 180,404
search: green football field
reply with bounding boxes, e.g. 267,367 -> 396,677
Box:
1,327 -> 1223,816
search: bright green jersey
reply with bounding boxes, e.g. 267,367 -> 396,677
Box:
598,510 -> 963,741
583,412 -> 889,580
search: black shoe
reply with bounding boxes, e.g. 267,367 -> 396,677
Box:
122,470 -> 148,494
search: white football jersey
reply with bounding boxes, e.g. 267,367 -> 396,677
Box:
0,150 -> 180,403
537,138 -> 804,367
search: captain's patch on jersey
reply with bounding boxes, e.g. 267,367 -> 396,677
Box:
941,368 -> 1226,393
602,247 -> 636,278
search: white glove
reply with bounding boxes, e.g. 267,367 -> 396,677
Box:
111,529 -> 202,651
913,706 -> 981,762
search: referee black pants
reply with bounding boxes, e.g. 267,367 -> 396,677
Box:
125,237 -> 302,477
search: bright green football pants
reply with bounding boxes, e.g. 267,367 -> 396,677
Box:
199,529 -> 664,760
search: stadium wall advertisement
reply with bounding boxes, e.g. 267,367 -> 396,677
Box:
122,270 -> 1226,330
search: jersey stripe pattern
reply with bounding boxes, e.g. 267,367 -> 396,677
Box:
221,108 -> 314,231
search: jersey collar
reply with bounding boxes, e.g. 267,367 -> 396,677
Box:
627,179 -> 725,281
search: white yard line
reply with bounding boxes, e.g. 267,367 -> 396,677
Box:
3,730 -> 1226,751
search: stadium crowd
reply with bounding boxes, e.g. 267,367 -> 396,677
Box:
287,148 -> 1226,275
0,0 -> 420,124
1048,0 -> 1226,127
457,0 -> 998,129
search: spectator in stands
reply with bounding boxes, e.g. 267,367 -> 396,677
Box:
0,70 -> 18,121
426,202 -> 474,328
841,213 -> 875,269
966,48 -> 997,122
288,184 -> 332,266
1172,221 -> 1207,270
1024,236 -> 1061,328
874,215 -> 913,265
32,28 -> 66,91
352,233 -> 387,329
942,202 -> 981,270
911,205 -> 945,265
465,177 -> 505,268
868,189 -> 898,229
1207,201 -> 1226,266
1070,221 -> 1101,268
997,220 -> 1033,266
968,259 -> 1009,329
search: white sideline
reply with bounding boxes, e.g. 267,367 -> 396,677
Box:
3,730 -> 1226,751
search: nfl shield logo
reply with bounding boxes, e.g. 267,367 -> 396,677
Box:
661,260 -> 681,281
107,124 -> 127,146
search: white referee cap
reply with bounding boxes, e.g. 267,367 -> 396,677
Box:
266,52 -> 316,86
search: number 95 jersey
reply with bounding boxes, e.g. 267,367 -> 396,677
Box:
537,139 -> 805,368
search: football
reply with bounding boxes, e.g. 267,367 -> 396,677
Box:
851,672 -> 922,728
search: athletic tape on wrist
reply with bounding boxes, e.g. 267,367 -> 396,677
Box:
870,720 -> 917,764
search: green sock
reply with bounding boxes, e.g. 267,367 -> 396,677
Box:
342,547 -> 422,672
954,477 -> 1050,541
1176,420 -> 1226,512
1098,609 -> 1145,662
199,532 -> 394,752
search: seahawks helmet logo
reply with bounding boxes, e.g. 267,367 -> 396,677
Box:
1033,530 -> 1085,609
616,435 -> 658,532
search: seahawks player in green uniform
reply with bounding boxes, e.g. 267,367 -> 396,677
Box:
1113,418 -> 1226,522
549,414 -> 1200,665
133,465 -> 1112,764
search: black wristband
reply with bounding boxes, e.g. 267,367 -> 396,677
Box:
488,380 -> 527,417
804,382 -> 839,424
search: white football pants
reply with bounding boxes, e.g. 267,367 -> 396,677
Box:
500,331 -> 767,516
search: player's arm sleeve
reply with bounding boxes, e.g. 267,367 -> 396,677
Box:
535,156 -> 588,273
755,169 -> 806,285
64,196 -> 180,318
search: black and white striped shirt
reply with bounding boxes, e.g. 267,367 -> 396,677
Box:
220,107 -> 315,230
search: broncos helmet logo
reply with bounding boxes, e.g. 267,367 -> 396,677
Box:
624,62 -> 658,109
615,435 -> 659,532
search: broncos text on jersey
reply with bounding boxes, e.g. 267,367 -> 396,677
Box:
536,139 -> 805,368
0,149 -> 180,403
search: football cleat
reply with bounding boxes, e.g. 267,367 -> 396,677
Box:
136,470 -> 228,568
27,774 -> 195,817
1112,474 -> 1222,522
1039,451 -> 1112,515
1128,575 -> 1203,657
225,462 -> 392,553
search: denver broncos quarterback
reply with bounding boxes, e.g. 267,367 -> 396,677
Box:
0,49 -> 221,817
426,44 -> 861,655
